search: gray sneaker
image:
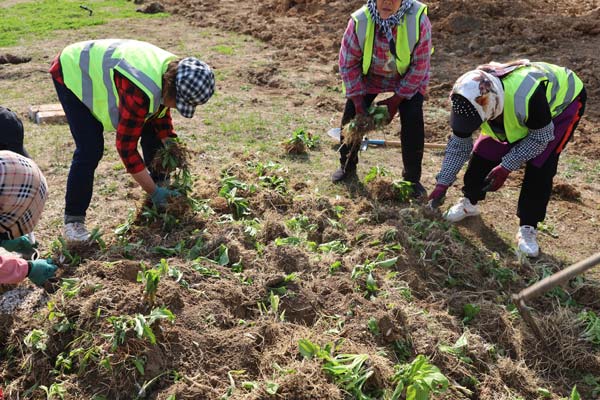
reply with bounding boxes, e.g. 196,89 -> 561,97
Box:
63,222 -> 90,242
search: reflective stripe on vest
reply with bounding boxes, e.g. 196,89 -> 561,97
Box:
481,62 -> 583,143
60,39 -> 177,130
351,2 -> 427,75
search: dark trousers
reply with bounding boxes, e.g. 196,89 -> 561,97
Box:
338,92 -> 425,183
53,80 -> 164,221
462,91 -> 586,227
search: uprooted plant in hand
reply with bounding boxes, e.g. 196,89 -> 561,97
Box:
342,105 -> 389,148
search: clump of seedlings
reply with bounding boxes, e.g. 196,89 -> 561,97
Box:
149,137 -> 190,176
283,128 -> 319,154
343,105 -> 389,149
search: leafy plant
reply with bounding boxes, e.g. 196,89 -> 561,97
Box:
24,329 -> 48,352
364,165 -> 390,184
392,180 -> 415,202
137,260 -> 169,305
39,382 -> 66,400
258,292 -> 285,321
286,128 -> 319,150
579,310 -> 600,345
390,355 -> 449,400
298,339 -> 374,400
462,304 -> 481,324
106,307 -> 175,350
438,333 -> 472,364
51,236 -> 81,266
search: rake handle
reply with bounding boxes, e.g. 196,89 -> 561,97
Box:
514,252 -> 600,303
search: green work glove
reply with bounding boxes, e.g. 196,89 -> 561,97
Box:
1,236 -> 35,253
27,259 -> 57,286
151,186 -> 180,208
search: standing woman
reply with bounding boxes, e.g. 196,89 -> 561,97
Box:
428,60 -> 586,257
50,39 -> 215,242
333,0 -> 432,198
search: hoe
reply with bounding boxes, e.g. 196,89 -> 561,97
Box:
513,252 -> 600,345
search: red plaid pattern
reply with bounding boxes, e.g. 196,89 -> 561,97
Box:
339,13 -> 431,99
49,56 -> 175,173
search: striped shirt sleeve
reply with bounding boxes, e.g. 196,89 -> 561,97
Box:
339,18 -> 367,97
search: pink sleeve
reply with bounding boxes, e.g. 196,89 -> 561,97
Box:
339,18 -> 367,97
0,255 -> 29,284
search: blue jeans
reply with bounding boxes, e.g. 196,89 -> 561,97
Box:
53,80 -> 165,223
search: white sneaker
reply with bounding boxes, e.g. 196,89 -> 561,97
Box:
516,225 -> 539,257
444,197 -> 480,222
63,222 -> 90,242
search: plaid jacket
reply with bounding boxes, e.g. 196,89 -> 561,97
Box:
0,151 -> 48,239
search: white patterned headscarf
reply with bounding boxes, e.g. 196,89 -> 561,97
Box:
451,69 -> 505,122
367,0 -> 415,59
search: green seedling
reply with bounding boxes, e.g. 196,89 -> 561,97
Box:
284,128 -> 320,154
39,382 -> 66,400
24,329 -> 48,352
367,317 -> 380,336
88,227 -> 106,250
152,240 -> 186,257
318,240 -> 349,254
51,236 -> 81,266
106,307 -> 175,350
390,355 -> 449,400
392,180 -> 415,202
579,310 -> 600,345
286,215 -> 318,233
351,255 -> 398,297
438,332 -> 473,364
137,260 -> 169,305
364,165 -> 390,184
258,292 -> 285,321
298,339 -> 374,400
462,304 -> 481,324
274,236 -> 302,246
259,174 -> 288,194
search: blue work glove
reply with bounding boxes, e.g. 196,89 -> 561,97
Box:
27,259 -> 57,286
151,186 -> 180,208
1,236 -> 35,253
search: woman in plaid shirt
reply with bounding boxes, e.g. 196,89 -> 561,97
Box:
333,0 -> 432,199
50,39 -> 215,242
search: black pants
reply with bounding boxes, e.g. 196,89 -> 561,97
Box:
463,91 -> 586,227
54,79 -> 165,220
338,92 -> 425,183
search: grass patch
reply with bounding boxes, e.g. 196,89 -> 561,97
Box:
0,0 -> 167,47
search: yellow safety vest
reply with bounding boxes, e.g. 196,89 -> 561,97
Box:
60,39 -> 177,131
351,1 -> 428,75
481,62 -> 583,143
